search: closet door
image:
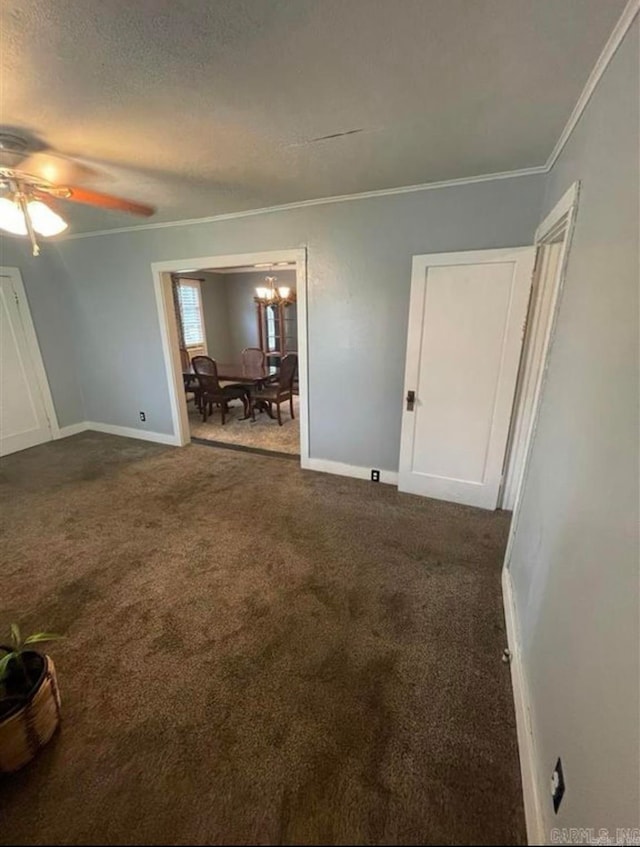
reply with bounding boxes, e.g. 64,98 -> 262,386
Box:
0,269 -> 56,456
398,247 -> 535,509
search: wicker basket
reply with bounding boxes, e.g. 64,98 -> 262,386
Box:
0,655 -> 61,773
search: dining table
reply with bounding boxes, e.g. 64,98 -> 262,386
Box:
183,362 -> 277,383
183,362 -> 279,419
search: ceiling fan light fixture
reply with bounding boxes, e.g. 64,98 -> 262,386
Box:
0,196 -> 28,235
27,199 -> 68,236
0,191 -> 67,254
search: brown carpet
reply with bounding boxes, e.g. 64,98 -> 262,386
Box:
189,396 -> 300,455
0,433 -> 524,846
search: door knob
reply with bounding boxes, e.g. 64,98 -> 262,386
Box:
406,390 -> 415,411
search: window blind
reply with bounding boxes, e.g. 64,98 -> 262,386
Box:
178,281 -> 204,346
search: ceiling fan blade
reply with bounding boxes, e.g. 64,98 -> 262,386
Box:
18,152 -> 98,186
63,186 -> 155,217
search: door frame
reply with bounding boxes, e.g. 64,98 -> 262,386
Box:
0,266 -> 60,445
150,248 -> 309,465
499,180 -> 580,847
398,245 -> 536,509
501,181 -> 580,517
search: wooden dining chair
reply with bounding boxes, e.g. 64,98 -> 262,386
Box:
180,347 -> 201,409
241,347 -> 266,372
192,356 -> 249,425
251,353 -> 298,425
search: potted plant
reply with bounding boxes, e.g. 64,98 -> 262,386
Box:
0,624 -> 63,773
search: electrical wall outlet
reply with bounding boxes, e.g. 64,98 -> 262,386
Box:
551,757 -> 565,813
139,411 -> 146,422
371,469 -> 380,482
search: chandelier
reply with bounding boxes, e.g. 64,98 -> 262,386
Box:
0,182 -> 67,255
254,273 -> 295,304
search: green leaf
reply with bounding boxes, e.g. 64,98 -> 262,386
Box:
10,623 -> 21,650
24,632 -> 63,645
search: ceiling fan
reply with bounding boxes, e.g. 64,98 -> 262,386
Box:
0,133 -> 155,256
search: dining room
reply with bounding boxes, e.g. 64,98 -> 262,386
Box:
173,260 -> 301,457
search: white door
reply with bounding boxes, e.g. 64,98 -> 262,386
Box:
398,247 -> 535,509
0,269 -> 57,456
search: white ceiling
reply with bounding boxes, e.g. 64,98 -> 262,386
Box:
0,0 -> 626,233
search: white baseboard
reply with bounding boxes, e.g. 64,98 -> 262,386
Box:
303,457 -> 399,486
502,567 -> 546,845
55,420 -> 180,447
55,428 -> 394,475
86,421 -> 181,446
55,421 -> 89,438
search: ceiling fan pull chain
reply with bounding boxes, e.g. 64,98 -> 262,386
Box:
15,184 -> 40,256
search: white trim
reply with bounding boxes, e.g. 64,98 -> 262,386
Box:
60,166 -> 547,241
502,568 -> 545,846
503,182 -> 579,540
56,421 -> 89,438
500,184 -> 580,844
153,269 -> 191,447
151,249 -> 310,466
304,457 -> 399,486
54,422 -> 397,484
295,250 -> 310,471
53,419 -> 179,445
534,181 -> 579,244
204,265 -> 297,275
85,421 -> 181,446
545,0 -> 640,169
0,266 -> 61,440
501,183 -> 580,510
399,245 -> 534,268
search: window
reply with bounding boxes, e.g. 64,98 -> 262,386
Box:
178,280 -> 204,347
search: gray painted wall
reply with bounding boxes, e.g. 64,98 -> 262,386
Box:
509,21 -> 639,835
0,236 -> 85,428
52,174 -> 544,466
200,269 -> 297,361
225,269 -> 297,355
198,273 -> 233,361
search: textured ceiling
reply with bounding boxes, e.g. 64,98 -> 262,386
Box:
0,0 -> 626,233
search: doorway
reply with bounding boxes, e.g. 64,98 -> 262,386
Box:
397,184 -> 579,513
175,262 -> 299,455
151,249 -> 309,464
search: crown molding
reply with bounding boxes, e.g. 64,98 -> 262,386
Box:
545,0 -> 639,169
60,165 -> 547,241
56,0 -> 638,243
